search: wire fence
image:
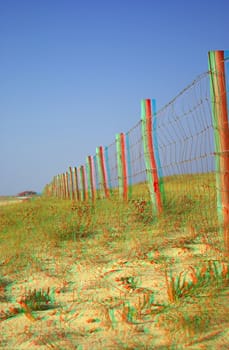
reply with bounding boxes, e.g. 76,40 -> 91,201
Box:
45,50 -> 229,252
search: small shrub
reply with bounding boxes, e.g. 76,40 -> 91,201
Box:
118,276 -> 139,290
0,306 -> 21,321
19,287 -> 55,311
54,202 -> 96,241
0,277 -> 11,302
165,261 -> 229,303
130,199 -> 153,223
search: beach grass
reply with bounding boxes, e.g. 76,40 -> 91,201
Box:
0,174 -> 229,349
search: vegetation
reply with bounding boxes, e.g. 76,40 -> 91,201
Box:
0,175 -> 229,349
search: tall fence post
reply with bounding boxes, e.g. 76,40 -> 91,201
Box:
86,158 -> 91,200
73,167 -> 80,201
208,50 -> 229,253
78,167 -> 83,201
126,132 -> 132,199
56,175 -> 60,198
65,171 -> 70,199
54,175 -> 57,197
116,133 -> 128,201
69,167 -> 74,201
62,173 -> 66,199
59,174 -> 63,198
86,156 -> 96,202
79,165 -> 87,201
151,99 -> 166,204
104,146 -> 113,197
53,176 -> 57,197
93,155 -> 99,199
96,146 -> 109,199
59,174 -> 63,199
141,99 -> 162,215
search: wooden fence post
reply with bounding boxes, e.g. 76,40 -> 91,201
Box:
61,173 -> 65,199
96,146 -> 109,198
86,156 -> 96,201
151,99 -> 165,204
126,132 -> 132,199
53,176 -> 57,197
86,158 -> 91,200
208,50 -> 229,253
73,167 -> 80,201
59,174 -> 63,199
104,146 -> 113,196
83,165 -> 88,201
79,165 -> 87,201
55,175 -> 60,198
59,174 -> 62,198
93,155 -> 99,199
65,171 -> 70,199
116,133 -> 128,201
141,99 -> 162,215
96,147 -> 102,197
62,173 -> 66,199
69,167 -> 75,201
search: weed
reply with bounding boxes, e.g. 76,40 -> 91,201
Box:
19,287 -> 56,311
118,276 -> 139,290
165,260 -> 229,303
0,180 -> 228,349
0,306 -> 22,321
130,199 -> 154,223
55,202 -> 96,241
0,277 -> 11,302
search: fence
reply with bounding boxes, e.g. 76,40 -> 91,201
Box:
44,50 -> 229,252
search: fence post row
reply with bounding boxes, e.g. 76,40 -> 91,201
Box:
141,99 -> 162,215
46,50 -> 229,258
208,50 -> 229,253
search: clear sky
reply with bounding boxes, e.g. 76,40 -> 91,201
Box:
1,0 -> 228,195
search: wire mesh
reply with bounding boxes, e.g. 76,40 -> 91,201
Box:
125,121 -> 148,199
154,72 -> 218,241
156,72 -> 215,178
105,141 -> 119,191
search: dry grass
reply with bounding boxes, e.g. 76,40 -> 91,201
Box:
1,175 -> 229,349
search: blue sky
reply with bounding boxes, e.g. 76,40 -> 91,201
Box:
1,0 -> 228,195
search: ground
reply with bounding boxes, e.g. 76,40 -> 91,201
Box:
0,197 -> 229,349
